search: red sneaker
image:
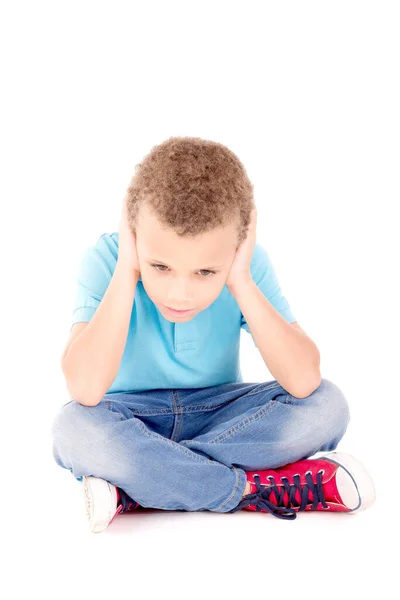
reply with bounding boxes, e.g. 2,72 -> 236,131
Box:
82,476 -> 140,533
228,452 -> 376,519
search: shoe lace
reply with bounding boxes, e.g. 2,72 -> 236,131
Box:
229,469 -> 328,520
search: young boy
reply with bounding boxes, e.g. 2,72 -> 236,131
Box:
51,136 -> 376,533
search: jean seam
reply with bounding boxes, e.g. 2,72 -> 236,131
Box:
134,418 -> 219,466
101,399 -> 245,416
170,390 -> 184,442
173,390 -> 185,442
207,400 -> 281,444
241,381 -> 282,398
213,466 -> 242,511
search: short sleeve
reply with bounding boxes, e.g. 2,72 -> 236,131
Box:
70,233 -> 118,331
241,243 -> 296,346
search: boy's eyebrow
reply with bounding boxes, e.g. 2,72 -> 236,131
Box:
148,258 -> 224,270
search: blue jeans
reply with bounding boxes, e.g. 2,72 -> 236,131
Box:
51,378 -> 350,513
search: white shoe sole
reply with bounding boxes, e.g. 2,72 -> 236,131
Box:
82,476 -> 119,533
322,452 -> 376,513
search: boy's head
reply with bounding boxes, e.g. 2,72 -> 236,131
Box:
125,136 -> 255,321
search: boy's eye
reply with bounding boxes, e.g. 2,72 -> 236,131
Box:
151,264 -> 216,277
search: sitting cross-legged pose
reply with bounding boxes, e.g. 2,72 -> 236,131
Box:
51,136 -> 376,533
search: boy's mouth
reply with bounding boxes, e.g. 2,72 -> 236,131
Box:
163,305 -> 195,317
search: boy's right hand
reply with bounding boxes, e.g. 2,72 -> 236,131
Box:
117,195 -> 141,278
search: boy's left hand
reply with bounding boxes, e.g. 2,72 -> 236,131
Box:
226,207 -> 257,290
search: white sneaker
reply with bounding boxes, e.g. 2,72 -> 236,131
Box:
82,476 -> 139,533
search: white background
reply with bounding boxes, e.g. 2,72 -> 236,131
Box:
2,1 -> 398,598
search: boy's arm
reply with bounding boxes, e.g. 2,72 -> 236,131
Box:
61,260 -> 139,406
233,280 -> 321,398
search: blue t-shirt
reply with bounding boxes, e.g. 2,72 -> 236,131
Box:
70,232 -> 296,394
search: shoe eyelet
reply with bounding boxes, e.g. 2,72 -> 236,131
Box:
305,470 -> 312,475
318,469 -> 325,475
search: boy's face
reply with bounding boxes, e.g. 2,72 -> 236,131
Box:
135,202 -> 239,321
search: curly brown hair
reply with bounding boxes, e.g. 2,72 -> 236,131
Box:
125,136 -> 255,246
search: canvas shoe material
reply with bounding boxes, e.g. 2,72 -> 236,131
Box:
228,452 -> 376,519
82,476 -> 140,533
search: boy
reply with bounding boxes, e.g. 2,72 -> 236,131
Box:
51,136 -> 376,533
